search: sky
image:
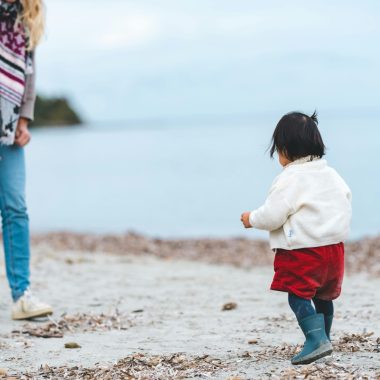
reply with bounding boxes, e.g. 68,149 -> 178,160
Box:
37,0 -> 380,123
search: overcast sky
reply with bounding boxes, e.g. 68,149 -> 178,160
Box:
37,0 -> 380,122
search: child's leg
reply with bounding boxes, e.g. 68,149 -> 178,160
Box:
288,293 -> 332,365
312,298 -> 333,315
288,293 -> 316,320
312,298 -> 334,340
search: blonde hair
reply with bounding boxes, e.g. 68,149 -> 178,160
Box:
19,0 -> 45,50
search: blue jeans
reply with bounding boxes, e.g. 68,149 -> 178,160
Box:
0,145 -> 30,301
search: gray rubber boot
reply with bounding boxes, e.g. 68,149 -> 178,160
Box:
324,315 -> 333,341
291,313 -> 333,365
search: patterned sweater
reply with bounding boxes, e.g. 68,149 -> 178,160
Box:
20,53 -> 36,121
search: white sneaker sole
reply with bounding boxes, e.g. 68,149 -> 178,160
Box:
12,307 -> 53,320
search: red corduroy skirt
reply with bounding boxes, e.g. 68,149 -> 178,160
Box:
270,243 -> 344,300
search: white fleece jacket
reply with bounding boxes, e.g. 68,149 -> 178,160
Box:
249,157 -> 352,250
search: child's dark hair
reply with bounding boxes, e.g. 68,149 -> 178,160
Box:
269,111 -> 325,161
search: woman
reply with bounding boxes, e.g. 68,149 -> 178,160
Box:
0,0 -> 52,319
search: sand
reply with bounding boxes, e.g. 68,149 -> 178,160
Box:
0,235 -> 379,379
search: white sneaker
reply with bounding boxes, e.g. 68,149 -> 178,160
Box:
12,289 -> 53,320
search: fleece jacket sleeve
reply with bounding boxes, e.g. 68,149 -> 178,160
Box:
249,175 -> 297,232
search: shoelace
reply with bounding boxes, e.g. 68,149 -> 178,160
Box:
23,289 -> 41,305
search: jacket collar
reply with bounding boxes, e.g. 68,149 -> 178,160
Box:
284,155 -> 322,169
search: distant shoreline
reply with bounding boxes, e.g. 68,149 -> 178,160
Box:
28,232 -> 380,277
31,95 -> 82,127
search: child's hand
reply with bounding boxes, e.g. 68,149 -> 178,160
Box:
240,212 -> 252,228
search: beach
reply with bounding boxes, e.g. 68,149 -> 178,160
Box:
0,233 -> 379,379
1,1 -> 378,379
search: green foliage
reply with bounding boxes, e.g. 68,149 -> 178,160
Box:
31,95 -> 82,127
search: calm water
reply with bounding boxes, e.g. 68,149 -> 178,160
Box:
26,119 -> 379,240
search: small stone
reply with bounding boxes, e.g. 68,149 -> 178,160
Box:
65,342 -> 81,349
248,339 -> 258,344
0,368 -> 7,376
222,302 -> 237,311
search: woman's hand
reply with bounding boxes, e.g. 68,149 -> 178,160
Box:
15,117 -> 31,147
240,212 -> 252,228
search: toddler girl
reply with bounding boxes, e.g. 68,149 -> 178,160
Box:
241,112 -> 352,365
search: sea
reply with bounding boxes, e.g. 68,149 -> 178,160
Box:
26,117 -> 379,240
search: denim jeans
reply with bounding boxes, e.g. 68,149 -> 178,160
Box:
0,145 -> 30,301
